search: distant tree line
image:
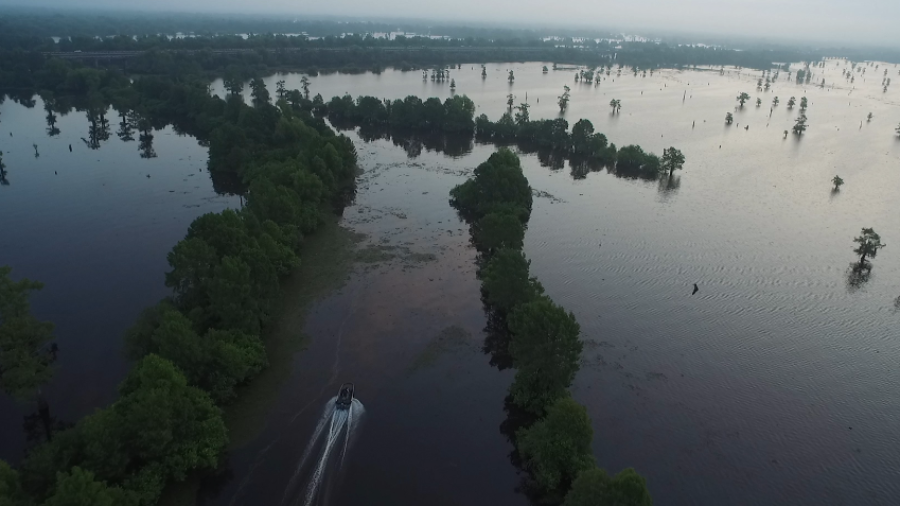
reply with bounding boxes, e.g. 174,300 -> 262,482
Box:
450,149 -> 653,505
0,59 -> 358,506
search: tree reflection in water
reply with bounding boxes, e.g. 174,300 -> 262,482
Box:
845,262 -> 873,293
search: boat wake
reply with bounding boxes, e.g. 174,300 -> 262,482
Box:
282,396 -> 365,506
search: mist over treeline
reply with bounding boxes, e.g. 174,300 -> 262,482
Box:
0,7 -> 899,65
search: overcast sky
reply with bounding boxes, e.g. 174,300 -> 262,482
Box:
4,0 -> 900,47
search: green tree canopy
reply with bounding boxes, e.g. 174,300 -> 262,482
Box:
517,397 -> 595,493
563,467 -> 653,506
43,467 -> 135,506
509,296 -> 583,414
450,149 -> 532,220
473,211 -> 526,252
481,249 -> 544,313
0,266 -> 55,399
853,228 -> 885,265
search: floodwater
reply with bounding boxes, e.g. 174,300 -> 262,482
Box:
1,59 -> 898,506
208,61 -> 900,506
0,97 -> 239,461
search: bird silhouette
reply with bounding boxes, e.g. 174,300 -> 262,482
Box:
692,284 -> 699,295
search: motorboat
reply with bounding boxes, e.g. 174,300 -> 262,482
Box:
335,383 -> 354,409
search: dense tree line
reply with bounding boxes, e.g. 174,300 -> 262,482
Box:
450,150 -> 653,505
325,94 -> 476,133
0,53 -> 358,506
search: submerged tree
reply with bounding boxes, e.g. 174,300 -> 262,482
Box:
725,112 -> 734,125
508,70 -> 515,84
736,92 -> 750,107
558,86 -> 571,113
896,123 -> 900,137
853,228 -> 885,266
755,98 -> 762,107
832,175 -> 844,191
793,114 -> 808,135
542,65 -> 549,73
482,65 -> 487,79
772,96 -> 780,107
515,103 -> 530,125
867,112 -> 873,122
787,96 -> 796,109
300,76 -> 311,99
507,94 -> 515,112
661,147 -> 685,177
609,99 -> 621,114
800,96 -> 808,109
275,80 -> 286,100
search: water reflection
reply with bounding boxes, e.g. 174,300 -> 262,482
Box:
351,124 -> 474,159
657,173 -> 682,200
481,302 -> 513,371
116,111 -> 135,142
845,262 -> 873,293
84,108 -> 111,150
22,398 -> 71,447
43,101 -> 60,137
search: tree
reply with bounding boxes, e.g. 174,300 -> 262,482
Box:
509,296 -> 582,414
800,97 -> 808,109
792,114 -> 808,135
609,99 -> 621,113
482,249 -> 544,313
736,92 -> 750,107
725,112 -> 733,124
661,147 -> 685,177
853,228 -> 885,265
0,460 -> 29,506
481,65 -> 487,78
275,80 -> 286,100
558,86 -> 571,113
450,79 -> 456,90
0,266 -> 55,399
543,66 -> 549,73
867,112 -> 873,122
474,212 -> 526,252
517,397 -> 594,493
300,76 -> 310,99
787,96 -> 796,109
515,103 -> 530,125
896,123 -> 900,137
249,78 -> 270,108
755,98 -> 761,107
507,94 -> 515,112
832,175 -> 844,191
563,467 -> 653,506
772,96 -> 780,107
508,70 -> 515,84
44,467 -> 135,506
450,149 -> 532,219
223,72 -> 243,96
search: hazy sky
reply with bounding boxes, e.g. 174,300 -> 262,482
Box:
4,0 -> 900,47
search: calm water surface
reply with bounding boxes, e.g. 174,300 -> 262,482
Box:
210,62 -> 900,506
1,60 -> 898,506
0,98 -> 239,460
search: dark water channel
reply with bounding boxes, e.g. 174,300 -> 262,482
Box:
1,60 -> 898,506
